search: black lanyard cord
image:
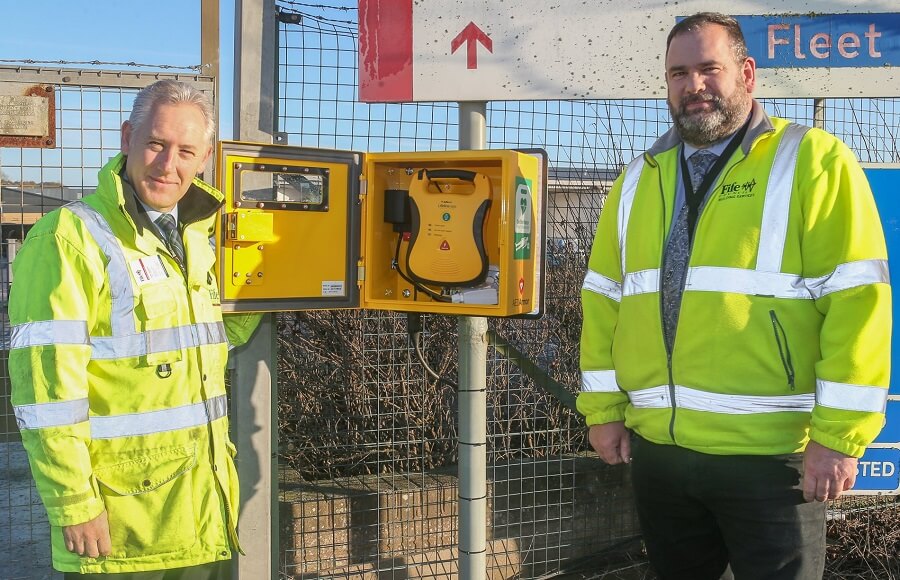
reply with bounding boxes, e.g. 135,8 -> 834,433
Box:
679,120 -> 750,238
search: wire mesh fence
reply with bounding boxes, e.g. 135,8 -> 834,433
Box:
0,3 -> 898,579
0,70 -> 212,580
273,3 -> 900,579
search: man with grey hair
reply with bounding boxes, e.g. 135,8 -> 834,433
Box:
11,79 -> 259,578
579,12 -> 890,579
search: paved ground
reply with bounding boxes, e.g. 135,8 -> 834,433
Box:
0,441 -> 60,580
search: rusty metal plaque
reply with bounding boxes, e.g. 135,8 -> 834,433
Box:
0,83 -> 55,148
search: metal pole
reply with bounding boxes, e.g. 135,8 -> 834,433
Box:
457,101 -> 488,580
233,1 -> 278,578
813,97 -> 826,130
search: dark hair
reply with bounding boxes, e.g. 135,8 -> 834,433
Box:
666,12 -> 749,64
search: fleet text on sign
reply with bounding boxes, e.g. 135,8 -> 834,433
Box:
736,14 -> 899,68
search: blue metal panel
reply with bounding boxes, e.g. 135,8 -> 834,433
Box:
874,400 -> 900,444
852,447 -> 900,493
867,167 -> 898,395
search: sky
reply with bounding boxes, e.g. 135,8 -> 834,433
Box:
0,0 -> 240,137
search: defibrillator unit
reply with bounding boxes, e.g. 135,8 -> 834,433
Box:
215,143 -> 546,317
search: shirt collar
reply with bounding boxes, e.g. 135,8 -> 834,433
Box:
683,136 -> 731,159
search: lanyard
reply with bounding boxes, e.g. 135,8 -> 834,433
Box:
679,120 -> 749,239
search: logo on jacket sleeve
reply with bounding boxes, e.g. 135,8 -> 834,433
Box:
718,178 -> 758,201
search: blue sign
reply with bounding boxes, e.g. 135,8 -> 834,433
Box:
868,167 -> 899,396
853,448 -> 900,492
734,14 -> 900,69
874,401 -> 900,444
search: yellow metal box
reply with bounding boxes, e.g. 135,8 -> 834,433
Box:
215,142 -> 546,317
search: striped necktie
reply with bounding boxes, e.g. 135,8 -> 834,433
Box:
154,213 -> 186,272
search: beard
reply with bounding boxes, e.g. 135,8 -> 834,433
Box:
669,85 -> 751,146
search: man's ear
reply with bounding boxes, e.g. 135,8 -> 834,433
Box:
743,56 -> 757,93
121,121 -> 132,155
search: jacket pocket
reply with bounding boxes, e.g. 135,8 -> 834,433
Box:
94,444 -> 198,557
137,283 -> 184,368
769,310 -> 795,390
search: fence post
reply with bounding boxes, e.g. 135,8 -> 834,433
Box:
233,0 -> 278,578
457,101 -> 488,580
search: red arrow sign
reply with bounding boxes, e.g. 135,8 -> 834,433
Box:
450,22 -> 492,69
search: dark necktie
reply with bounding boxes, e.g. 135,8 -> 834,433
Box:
154,213 -> 186,272
689,149 -> 718,190
661,149 -> 719,351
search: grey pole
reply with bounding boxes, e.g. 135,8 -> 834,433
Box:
813,97 -> 826,130
457,101 -> 488,580
233,1 -> 278,578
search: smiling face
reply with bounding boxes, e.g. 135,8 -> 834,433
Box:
121,102 -> 212,212
665,23 -> 756,147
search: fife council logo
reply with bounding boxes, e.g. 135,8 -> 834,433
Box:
718,178 -> 757,201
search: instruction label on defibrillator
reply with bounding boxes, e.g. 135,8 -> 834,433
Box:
514,177 -> 532,260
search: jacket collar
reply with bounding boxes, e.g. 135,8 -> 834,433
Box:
646,99 -> 774,159
97,153 -> 225,228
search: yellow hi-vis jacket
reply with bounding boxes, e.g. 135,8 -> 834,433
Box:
10,154 -> 260,573
578,102 -> 891,458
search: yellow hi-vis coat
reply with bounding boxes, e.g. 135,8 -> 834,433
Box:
10,154 -> 260,573
578,102 -> 891,458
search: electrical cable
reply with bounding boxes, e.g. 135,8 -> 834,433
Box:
392,234 -> 451,302
406,312 -> 458,389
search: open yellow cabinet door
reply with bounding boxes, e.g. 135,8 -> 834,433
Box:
216,142 -> 546,317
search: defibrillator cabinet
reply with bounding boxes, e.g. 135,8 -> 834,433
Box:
215,142 -> 547,317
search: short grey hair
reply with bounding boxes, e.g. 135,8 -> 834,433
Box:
128,80 -> 216,145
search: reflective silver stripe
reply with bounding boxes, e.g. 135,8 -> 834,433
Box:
582,270 -> 622,302
582,370 -> 620,393
617,262 -> 887,300
756,124 -> 810,272
91,394 -> 228,439
13,398 -> 90,430
65,202 -> 228,360
686,266 -> 810,299
10,320 -> 90,349
91,321 -> 228,360
805,259 -> 890,299
817,379 -> 888,413
618,156 -> 645,275
623,269 -> 659,297
629,385 -> 816,414
66,202 -> 136,336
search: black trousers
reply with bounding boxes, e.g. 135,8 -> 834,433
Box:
64,560 -> 231,580
630,436 -> 826,580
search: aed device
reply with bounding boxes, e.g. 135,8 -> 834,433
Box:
215,142 -> 547,317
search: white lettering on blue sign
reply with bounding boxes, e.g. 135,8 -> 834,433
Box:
852,448 -> 900,493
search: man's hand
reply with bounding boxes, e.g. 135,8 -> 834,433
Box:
802,440 -> 858,502
588,421 -> 631,465
62,510 -> 112,558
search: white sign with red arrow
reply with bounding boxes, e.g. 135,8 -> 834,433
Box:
450,22 -> 493,70
359,0 -> 899,103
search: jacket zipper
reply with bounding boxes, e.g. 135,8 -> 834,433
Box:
769,310 -> 796,390
658,153 -> 745,442
654,160 -> 679,442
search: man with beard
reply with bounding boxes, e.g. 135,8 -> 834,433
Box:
578,12 -> 890,579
